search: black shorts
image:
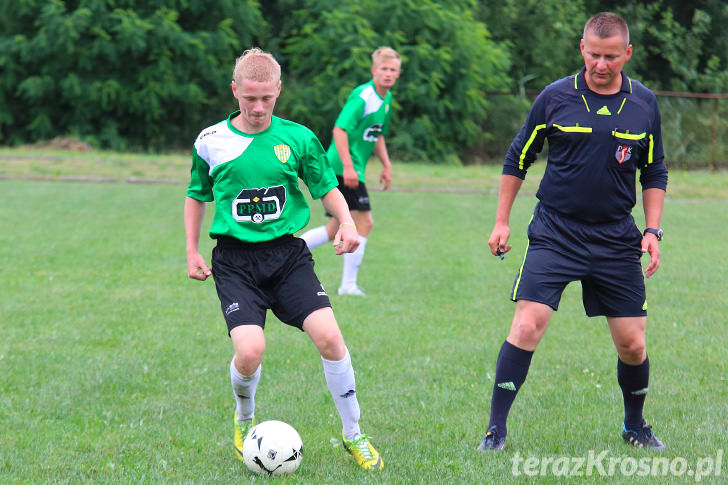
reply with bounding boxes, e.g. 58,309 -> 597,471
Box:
211,235 -> 331,333
326,175 -> 371,216
511,203 -> 647,317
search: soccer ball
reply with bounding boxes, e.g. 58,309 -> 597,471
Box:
242,420 -> 303,476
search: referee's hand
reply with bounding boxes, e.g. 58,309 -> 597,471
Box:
488,223 -> 512,259
641,233 -> 661,278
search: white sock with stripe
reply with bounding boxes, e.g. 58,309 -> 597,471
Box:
322,349 -> 361,440
230,359 -> 260,423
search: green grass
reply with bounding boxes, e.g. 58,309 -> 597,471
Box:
1,152 -> 726,483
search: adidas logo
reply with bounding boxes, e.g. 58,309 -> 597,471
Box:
631,387 -> 649,396
597,105 -> 612,115
497,381 -> 517,391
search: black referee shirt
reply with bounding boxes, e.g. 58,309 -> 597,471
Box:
503,67 -> 668,224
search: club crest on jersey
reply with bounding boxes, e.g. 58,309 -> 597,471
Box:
232,185 -> 287,223
274,144 -> 291,163
615,145 -> 632,164
363,123 -> 384,142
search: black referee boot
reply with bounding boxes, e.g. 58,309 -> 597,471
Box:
477,425 -> 506,452
622,422 -> 665,450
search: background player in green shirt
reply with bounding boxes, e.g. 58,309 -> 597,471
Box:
184,48 -> 382,470
301,47 -> 401,296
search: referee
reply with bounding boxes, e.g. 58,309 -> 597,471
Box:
479,12 -> 668,451
185,48 -> 382,470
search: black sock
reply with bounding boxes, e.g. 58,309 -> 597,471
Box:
488,340 -> 534,437
618,355 -> 650,430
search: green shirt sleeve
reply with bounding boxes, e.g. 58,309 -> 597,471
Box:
298,131 -> 338,200
334,92 -> 365,134
186,146 -> 214,202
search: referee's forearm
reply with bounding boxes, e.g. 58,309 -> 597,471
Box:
495,175 -> 524,225
642,188 -> 665,229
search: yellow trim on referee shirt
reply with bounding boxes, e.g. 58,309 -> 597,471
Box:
511,217 -> 534,301
617,97 -> 627,114
518,124 -> 546,170
581,95 -> 590,112
553,124 -> 592,133
648,134 -> 654,164
612,130 -> 646,140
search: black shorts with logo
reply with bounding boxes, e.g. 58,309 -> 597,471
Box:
326,175 -> 371,216
511,203 -> 647,317
211,235 -> 331,333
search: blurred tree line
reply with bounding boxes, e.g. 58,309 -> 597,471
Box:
1,0 -> 726,162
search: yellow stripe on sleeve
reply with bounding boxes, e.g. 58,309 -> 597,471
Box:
648,134 -> 654,164
518,124 -> 546,170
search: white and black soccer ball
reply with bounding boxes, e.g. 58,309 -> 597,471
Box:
242,420 -> 303,476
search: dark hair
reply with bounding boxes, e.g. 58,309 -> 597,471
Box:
583,12 -> 630,46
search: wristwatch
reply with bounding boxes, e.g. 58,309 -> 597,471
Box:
643,228 -> 663,241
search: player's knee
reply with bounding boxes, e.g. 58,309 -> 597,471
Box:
235,344 -> 265,374
352,213 -> 373,235
360,218 -> 373,235
511,318 -> 544,340
315,329 -> 346,360
617,340 -> 646,363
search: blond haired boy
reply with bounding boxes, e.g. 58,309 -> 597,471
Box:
185,48 -> 383,470
301,47 -> 401,296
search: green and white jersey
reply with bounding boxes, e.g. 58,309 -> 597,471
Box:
327,80 -> 392,183
187,112 -> 338,243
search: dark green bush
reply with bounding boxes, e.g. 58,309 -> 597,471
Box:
0,0 -> 265,150
275,0 -> 511,163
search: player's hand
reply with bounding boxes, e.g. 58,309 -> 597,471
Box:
333,223 -> 360,255
379,165 -> 391,190
343,166 -> 359,189
488,223 -> 512,258
641,234 -> 661,278
187,252 -> 212,280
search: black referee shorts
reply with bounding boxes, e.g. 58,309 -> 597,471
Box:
211,235 -> 331,333
325,175 -> 371,216
511,203 -> 647,317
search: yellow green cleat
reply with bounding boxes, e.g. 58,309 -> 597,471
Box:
234,412 -> 255,461
342,432 -> 383,470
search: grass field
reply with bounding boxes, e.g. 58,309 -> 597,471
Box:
1,149 -> 727,483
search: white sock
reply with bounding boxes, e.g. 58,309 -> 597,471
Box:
300,225 -> 330,250
322,349 -> 361,440
230,359 -> 261,423
340,236 -> 367,290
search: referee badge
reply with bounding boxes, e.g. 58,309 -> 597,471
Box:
274,144 -> 291,163
615,145 -> 632,164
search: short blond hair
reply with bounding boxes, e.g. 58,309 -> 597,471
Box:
371,46 -> 401,67
232,48 -> 281,85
